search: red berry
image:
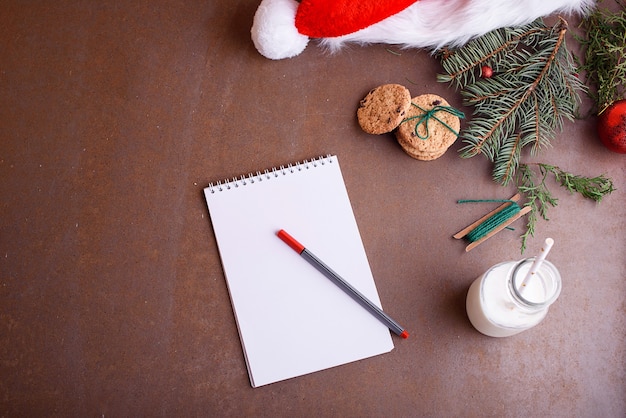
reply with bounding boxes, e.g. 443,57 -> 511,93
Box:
597,99 -> 626,154
481,65 -> 493,78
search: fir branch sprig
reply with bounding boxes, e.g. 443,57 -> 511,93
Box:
516,163 -> 615,252
437,19 -> 585,185
575,0 -> 626,114
437,24 -> 551,88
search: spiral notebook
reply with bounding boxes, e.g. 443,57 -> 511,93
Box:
204,155 -> 394,387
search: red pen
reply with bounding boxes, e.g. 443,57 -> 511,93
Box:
277,229 -> 409,339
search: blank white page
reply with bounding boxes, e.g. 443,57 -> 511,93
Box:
204,155 -> 394,387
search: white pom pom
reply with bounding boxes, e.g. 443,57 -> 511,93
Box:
251,0 -> 309,60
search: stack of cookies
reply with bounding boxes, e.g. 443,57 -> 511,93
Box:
357,85 -> 462,161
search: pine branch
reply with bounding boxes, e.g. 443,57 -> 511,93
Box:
438,19 -> 585,185
438,24 -> 550,88
516,163 -> 615,252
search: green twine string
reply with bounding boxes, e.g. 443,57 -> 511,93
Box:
402,104 -> 465,140
457,199 -> 521,242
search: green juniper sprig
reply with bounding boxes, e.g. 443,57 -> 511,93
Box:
575,0 -> 626,114
516,163 -> 615,252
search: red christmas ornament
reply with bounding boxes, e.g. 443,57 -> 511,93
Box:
597,99 -> 626,154
481,65 -> 493,78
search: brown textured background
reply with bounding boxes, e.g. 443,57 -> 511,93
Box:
1,1 -> 624,416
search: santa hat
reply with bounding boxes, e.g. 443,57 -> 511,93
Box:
295,0 -> 419,38
251,0 -> 593,60
251,0 -> 418,59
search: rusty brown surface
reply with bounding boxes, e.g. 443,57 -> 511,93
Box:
1,1 -> 624,416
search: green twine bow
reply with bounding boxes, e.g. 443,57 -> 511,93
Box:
402,104 -> 465,140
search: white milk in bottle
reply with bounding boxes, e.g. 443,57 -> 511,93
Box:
466,258 -> 561,337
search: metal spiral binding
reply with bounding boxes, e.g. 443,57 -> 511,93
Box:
207,154 -> 333,193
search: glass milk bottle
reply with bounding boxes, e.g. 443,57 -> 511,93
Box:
466,258 -> 561,337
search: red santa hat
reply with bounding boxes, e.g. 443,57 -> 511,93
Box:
295,0 -> 419,38
251,0 -> 592,60
251,0 -> 419,59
